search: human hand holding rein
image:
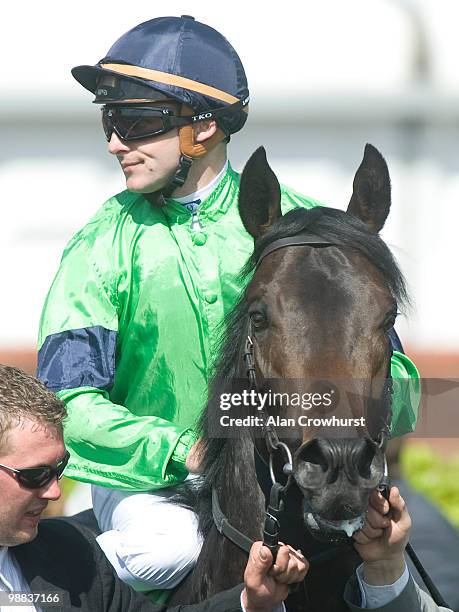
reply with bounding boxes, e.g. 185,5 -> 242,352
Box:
353,486 -> 411,586
242,542 -> 308,611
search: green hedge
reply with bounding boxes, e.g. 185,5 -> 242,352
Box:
401,444 -> 459,529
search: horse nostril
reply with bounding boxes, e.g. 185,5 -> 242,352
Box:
297,438 -> 329,473
296,437 -> 382,491
355,438 -> 377,479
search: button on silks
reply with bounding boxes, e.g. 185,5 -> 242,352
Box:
192,232 -> 207,246
204,291 -> 217,304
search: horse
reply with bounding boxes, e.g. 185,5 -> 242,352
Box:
169,144 -> 408,611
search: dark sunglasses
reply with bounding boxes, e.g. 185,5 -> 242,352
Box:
101,104 -> 192,142
0,450 -> 70,490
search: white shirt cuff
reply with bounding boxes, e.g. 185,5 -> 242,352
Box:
356,562 -> 409,609
240,590 -> 286,612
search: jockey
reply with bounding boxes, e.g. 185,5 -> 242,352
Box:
37,15 -> 420,601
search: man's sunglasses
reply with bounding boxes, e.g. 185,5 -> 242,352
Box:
0,450 -> 70,490
101,105 -> 193,142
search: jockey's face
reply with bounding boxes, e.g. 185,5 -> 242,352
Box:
107,121 -> 182,195
0,419 -> 63,546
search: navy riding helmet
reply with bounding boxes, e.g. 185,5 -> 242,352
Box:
72,15 -> 250,137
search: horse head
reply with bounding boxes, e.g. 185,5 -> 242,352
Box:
235,144 -> 407,543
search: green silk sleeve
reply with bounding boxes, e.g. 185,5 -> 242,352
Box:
390,351 -> 421,438
59,387 -> 193,490
38,233 -> 119,348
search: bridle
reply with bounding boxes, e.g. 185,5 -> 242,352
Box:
245,235 -> 391,555
211,231 -> 450,608
213,233 -> 392,562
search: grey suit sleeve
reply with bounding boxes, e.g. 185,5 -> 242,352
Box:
343,574 -> 453,612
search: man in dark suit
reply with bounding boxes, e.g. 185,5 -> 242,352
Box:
0,363 -> 306,612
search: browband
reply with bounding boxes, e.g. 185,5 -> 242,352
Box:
256,236 -> 334,268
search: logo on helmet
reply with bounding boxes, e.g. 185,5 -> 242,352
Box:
192,112 -> 213,122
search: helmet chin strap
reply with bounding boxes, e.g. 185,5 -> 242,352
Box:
145,123 -> 227,206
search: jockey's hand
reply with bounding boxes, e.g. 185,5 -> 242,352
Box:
185,439 -> 205,473
242,542 -> 308,612
353,487 -> 411,585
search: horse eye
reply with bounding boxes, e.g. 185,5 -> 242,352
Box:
250,311 -> 267,330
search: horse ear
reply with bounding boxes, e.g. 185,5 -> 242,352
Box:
347,144 -> 391,233
238,147 -> 282,238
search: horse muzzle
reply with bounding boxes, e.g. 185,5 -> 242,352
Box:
294,436 -> 385,542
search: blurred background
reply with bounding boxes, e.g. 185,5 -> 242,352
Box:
1,0 -> 458,533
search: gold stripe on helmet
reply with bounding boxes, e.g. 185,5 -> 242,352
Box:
100,63 -> 239,105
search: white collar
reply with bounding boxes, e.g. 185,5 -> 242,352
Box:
173,160 -> 228,206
